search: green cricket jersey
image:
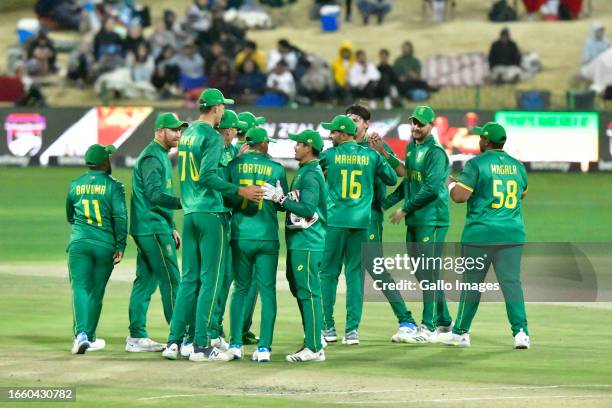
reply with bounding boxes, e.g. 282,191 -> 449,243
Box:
223,143 -> 239,164
358,139 -> 393,223
457,149 -> 528,244
178,121 -> 239,214
283,160 -> 327,251
396,134 -> 449,227
227,150 -> 288,241
319,141 -> 397,229
130,140 -> 181,236
66,170 -> 128,252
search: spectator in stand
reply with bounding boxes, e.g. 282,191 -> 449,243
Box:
357,0 -> 392,25
331,40 -> 355,102
202,41 -> 227,75
267,39 -> 298,72
94,18 -> 124,61
376,48 -> 399,109
25,31 -> 57,76
582,22 -> 609,65
152,45 -> 181,97
123,23 -> 147,57
149,18 -> 177,58
236,40 -> 267,73
488,27 -> 522,84
236,58 -> 267,104
264,60 -> 296,104
208,58 -> 238,95
67,40 -> 95,86
393,41 -> 428,97
35,0 -> 82,30
299,56 -> 333,104
173,42 -> 206,91
185,0 -> 212,39
127,43 -> 155,84
348,49 -> 381,108
163,9 -> 190,45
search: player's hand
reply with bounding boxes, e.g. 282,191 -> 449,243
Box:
172,229 -> 181,250
237,143 -> 249,156
113,251 -> 123,265
239,185 -> 264,203
445,175 -> 457,187
262,180 -> 286,204
369,134 -> 388,157
390,209 -> 406,224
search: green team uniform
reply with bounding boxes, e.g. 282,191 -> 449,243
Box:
167,121 -> 239,348
358,139 -> 415,326
383,134 -> 453,331
66,169 -> 127,341
283,159 -> 328,352
128,140 -> 181,338
453,149 -> 529,336
227,150 -> 288,348
319,140 -> 397,334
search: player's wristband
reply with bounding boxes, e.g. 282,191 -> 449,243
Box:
386,154 -> 400,169
448,181 -> 457,194
279,195 -> 288,205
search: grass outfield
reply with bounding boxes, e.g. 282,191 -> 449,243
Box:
1,168 -> 612,407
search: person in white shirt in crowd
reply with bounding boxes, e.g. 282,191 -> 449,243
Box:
267,39 -> 298,72
172,42 -> 205,79
266,60 -> 296,101
582,21 -> 609,65
348,49 -> 381,108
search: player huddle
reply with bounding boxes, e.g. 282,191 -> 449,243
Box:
65,88 -> 531,363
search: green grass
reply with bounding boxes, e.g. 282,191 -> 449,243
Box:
1,168 -> 611,263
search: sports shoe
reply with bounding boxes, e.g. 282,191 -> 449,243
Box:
71,332 -> 90,355
436,322 -> 454,334
242,331 -> 259,345
409,325 -> 438,343
210,337 -> 229,351
180,342 -> 194,357
438,332 -> 471,347
321,335 -> 328,349
162,342 -> 179,360
252,347 -> 271,362
286,347 -> 325,362
391,323 -> 418,343
228,345 -> 243,360
89,338 -> 106,351
189,346 -> 232,362
341,330 -> 359,345
322,328 -> 337,343
125,337 -> 164,352
514,329 -> 530,349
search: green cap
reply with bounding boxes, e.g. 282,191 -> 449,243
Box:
289,129 -> 324,152
238,112 -> 266,131
85,144 -> 116,165
245,127 -> 275,145
155,112 -> 188,130
481,122 -> 507,144
198,88 -> 234,108
470,126 -> 484,136
320,114 -> 357,136
218,109 -> 248,131
409,105 -> 435,125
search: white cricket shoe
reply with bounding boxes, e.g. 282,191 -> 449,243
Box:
391,323 -> 418,343
408,325 -> 438,343
189,346 -> 232,362
180,342 -> 194,357
436,321 -> 454,334
71,332 -> 90,355
228,346 -> 243,360
438,332 -> 471,347
321,335 -> 328,349
125,337 -> 164,352
89,338 -> 106,351
210,337 -> 229,351
162,342 -> 179,360
252,347 -> 270,362
514,329 -> 530,349
341,330 -> 359,345
286,348 -> 325,362
322,328 -> 337,343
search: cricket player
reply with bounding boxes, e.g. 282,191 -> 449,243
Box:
126,113 -> 187,353
66,144 -> 127,354
226,127 -> 288,362
318,115 -> 398,345
439,122 -> 530,349
162,88 -> 263,362
371,105 -> 453,343
344,104 -> 419,343
263,129 -> 328,362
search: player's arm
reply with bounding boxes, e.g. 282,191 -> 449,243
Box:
141,156 -> 181,209
282,175 -> 319,218
403,149 -> 446,214
111,181 -> 128,263
66,186 -> 75,224
374,150 -> 398,186
275,168 -> 289,212
449,159 -> 478,203
381,179 -> 406,210
519,163 -> 528,199
369,135 -> 406,177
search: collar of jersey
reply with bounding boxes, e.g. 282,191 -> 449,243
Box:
153,139 -> 170,151
338,140 -> 356,146
300,159 -> 319,167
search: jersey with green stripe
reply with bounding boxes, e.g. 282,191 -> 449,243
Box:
403,135 -> 449,227
319,141 -> 397,229
283,160 -> 327,251
223,143 -> 239,164
178,121 -> 238,214
130,140 -> 179,236
227,150 -> 288,241
66,170 -> 128,251
458,149 -> 527,244
358,139 -> 394,223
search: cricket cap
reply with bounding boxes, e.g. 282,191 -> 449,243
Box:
320,114 -> 357,136
218,109 -> 248,131
481,122 -> 507,144
289,129 -> 324,152
409,105 -> 436,125
155,112 -> 188,130
238,112 -> 266,131
245,127 -> 275,145
85,144 -> 116,165
198,88 -> 234,108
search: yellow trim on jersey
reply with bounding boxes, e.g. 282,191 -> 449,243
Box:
456,182 -> 474,193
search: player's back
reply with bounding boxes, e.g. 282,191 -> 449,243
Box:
459,149 -> 528,244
